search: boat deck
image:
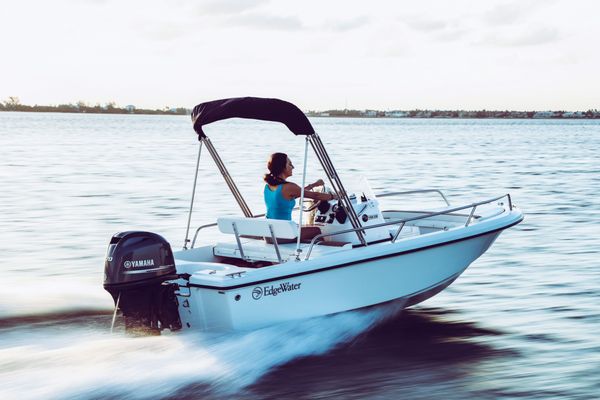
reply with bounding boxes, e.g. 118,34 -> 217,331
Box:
176,203 -> 508,273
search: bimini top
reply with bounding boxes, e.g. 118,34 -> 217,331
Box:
191,97 -> 315,138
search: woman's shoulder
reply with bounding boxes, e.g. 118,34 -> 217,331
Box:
280,182 -> 300,198
266,182 -> 292,190
281,181 -> 299,189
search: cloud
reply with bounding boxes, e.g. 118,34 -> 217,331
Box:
142,23 -> 192,42
195,0 -> 270,16
482,26 -> 561,47
369,44 -> 410,58
434,27 -> 468,42
404,17 -> 447,32
326,16 -> 370,32
483,2 -> 525,26
227,13 -> 304,31
481,0 -> 559,26
76,0 -> 111,4
401,15 -> 467,43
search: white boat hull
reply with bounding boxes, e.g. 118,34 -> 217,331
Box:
176,229 -> 502,331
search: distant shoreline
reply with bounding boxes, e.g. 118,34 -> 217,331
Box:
0,100 -> 187,116
1,101 -> 598,119
0,109 -> 187,116
306,109 -> 600,119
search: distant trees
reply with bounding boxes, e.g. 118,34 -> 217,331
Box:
2,96 -> 28,111
6,96 -> 21,106
0,97 -> 190,115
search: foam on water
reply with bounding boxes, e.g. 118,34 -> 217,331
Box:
0,303 -> 403,399
0,279 -> 111,319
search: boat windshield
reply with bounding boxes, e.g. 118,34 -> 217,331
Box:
345,176 -> 377,202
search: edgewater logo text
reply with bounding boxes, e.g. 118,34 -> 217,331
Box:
252,282 -> 302,300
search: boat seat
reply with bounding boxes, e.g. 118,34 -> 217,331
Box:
215,217 -> 300,263
217,217 -> 298,239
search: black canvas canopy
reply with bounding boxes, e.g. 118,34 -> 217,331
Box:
191,97 -> 315,138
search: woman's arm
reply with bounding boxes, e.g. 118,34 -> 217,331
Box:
304,179 -> 325,191
304,190 -> 336,201
282,182 -> 336,201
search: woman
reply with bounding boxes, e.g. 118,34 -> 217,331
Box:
264,152 -> 336,221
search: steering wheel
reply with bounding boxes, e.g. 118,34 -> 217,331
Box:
302,185 -> 333,212
303,200 -> 322,212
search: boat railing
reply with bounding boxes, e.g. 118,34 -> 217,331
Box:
191,192 -> 513,257
190,223 -> 218,248
304,193 -> 513,260
376,189 -> 451,206
190,191 -> 449,248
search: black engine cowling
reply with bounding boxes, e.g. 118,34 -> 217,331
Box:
103,231 -> 181,334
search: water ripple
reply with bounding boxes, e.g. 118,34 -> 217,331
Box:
1,113 -> 599,399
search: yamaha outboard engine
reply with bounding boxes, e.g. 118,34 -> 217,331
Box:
103,231 -> 181,334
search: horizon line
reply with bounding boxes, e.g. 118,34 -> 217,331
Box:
2,98 -> 599,115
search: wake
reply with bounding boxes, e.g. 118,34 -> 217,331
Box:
0,302 -> 405,399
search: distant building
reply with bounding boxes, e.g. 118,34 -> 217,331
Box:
125,105 -> 135,113
364,110 -> 377,117
563,112 -> 584,118
533,111 -> 556,118
385,111 -> 407,117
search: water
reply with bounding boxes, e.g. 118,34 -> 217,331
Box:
1,112 -> 599,399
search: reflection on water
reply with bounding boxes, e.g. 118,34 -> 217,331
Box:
1,113 -> 599,399
249,309 -> 510,400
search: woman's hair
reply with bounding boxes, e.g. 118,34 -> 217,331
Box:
264,152 -> 288,185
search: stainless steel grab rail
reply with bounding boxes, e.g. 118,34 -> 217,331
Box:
376,189 -> 451,206
304,193 -> 512,260
190,223 -> 218,248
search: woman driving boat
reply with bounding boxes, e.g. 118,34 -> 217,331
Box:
264,152 -> 335,220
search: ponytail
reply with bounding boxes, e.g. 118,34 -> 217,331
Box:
263,153 -> 288,185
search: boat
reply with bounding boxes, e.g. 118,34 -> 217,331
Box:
103,97 -> 524,333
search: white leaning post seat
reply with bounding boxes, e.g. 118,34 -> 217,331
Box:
217,217 -> 298,239
214,217 -> 298,263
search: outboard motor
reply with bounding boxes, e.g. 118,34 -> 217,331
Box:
103,231 -> 182,334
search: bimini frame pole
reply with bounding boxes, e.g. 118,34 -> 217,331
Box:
201,137 -> 253,218
183,141 -> 203,249
295,137 -> 310,258
308,134 -> 366,245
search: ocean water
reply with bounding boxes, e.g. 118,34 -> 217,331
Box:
0,112 -> 598,399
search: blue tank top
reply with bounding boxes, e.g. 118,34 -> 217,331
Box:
264,184 -> 296,220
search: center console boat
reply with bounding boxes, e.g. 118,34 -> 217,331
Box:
103,97 -> 523,333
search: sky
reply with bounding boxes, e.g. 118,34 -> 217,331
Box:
1,0 -> 599,111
